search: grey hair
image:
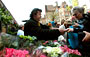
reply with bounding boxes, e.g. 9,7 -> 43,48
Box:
72,7 -> 85,14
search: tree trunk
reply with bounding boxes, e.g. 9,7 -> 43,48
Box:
5,24 -> 8,33
0,21 -> 1,32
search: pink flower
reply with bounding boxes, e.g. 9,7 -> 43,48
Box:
59,45 -> 81,56
5,48 -> 30,57
43,43 -> 46,45
63,45 -> 68,48
43,41 -> 49,45
73,50 -> 81,56
53,40 -> 57,42
45,41 -> 48,43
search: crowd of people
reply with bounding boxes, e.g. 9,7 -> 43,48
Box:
24,7 -> 90,56
23,7 -> 90,41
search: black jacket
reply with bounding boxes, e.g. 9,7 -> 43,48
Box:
24,18 -> 61,40
73,14 -> 90,35
73,14 -> 90,45
73,14 -> 90,56
74,14 -> 90,32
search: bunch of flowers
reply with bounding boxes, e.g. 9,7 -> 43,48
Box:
5,48 -> 30,57
43,46 -> 63,57
59,45 -> 81,56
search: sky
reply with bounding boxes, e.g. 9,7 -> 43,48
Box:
1,0 -> 90,25
1,0 -> 67,25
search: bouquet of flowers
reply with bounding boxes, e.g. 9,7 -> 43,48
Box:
0,48 -> 30,57
43,46 -> 63,57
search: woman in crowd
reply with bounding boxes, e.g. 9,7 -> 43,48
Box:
67,6 -> 90,56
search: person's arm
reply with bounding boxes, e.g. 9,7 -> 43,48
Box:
30,25 -> 65,36
67,21 -> 90,33
24,20 -> 60,38
40,24 -> 50,29
30,21 -> 66,36
72,23 -> 84,32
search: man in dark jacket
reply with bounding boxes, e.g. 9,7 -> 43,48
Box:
24,8 -> 67,40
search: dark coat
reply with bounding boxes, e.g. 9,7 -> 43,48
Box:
73,14 -> 90,55
73,14 -> 90,39
24,18 -> 61,40
73,14 -> 90,33
72,14 -> 90,41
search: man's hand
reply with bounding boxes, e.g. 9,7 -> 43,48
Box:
82,31 -> 90,42
59,29 -> 68,35
67,28 -> 74,32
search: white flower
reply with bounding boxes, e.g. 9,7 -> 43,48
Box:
58,35 -> 65,41
51,47 -> 63,54
38,46 -> 44,49
43,46 -> 63,57
46,46 -> 52,53
43,49 -> 47,53
54,42 -> 59,45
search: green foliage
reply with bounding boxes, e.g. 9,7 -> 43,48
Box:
0,8 -> 13,24
1,34 -> 19,49
19,35 -> 37,42
18,35 -> 37,48
69,54 -> 82,57
0,34 -> 37,49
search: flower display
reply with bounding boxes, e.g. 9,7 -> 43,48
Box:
60,45 -> 81,56
0,34 -> 82,57
5,48 -> 29,57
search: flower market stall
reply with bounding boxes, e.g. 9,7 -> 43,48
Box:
0,33 -> 83,57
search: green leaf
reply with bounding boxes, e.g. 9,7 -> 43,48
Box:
69,54 -> 82,57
